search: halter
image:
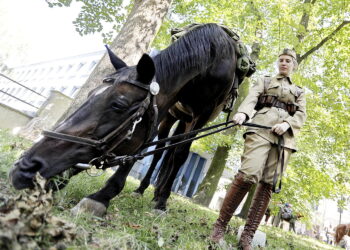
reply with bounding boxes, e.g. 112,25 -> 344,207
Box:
42,77 -> 160,168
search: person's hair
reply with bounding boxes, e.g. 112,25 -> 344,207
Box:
288,56 -> 298,71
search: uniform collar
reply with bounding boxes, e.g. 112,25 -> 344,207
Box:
276,73 -> 293,84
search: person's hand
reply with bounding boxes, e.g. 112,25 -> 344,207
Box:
271,122 -> 290,135
233,112 -> 247,125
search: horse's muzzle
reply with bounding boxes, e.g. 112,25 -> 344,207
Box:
9,157 -> 47,189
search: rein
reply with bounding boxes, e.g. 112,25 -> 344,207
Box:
42,75 -> 284,192
84,122 -> 272,170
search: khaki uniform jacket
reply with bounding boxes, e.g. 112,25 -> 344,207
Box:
238,74 -> 307,152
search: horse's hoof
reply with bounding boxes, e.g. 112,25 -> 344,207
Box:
152,209 -> 167,216
70,198 -> 107,217
130,191 -> 143,198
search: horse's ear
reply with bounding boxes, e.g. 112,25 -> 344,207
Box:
136,54 -> 155,84
105,45 -> 127,70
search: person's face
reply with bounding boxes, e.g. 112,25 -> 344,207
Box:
278,55 -> 294,76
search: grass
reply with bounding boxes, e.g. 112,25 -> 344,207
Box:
55,174 -> 340,249
0,129 -> 341,249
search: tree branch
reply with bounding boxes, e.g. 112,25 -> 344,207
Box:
298,20 -> 350,63
297,0 -> 315,42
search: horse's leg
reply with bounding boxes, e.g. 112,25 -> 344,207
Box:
154,117 -> 208,211
133,113 -> 177,195
153,141 -> 192,211
152,121 -> 187,202
291,222 -> 296,233
71,160 -> 135,217
280,219 -> 284,229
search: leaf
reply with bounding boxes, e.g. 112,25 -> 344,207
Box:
1,208 -> 20,225
127,222 -> 143,229
157,237 -> 164,247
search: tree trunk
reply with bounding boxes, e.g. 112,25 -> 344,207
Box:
192,80 -> 250,206
58,0 -> 172,122
193,145 -> 230,206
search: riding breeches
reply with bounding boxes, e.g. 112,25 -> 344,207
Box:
238,132 -> 292,184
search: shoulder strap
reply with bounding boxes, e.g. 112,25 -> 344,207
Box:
263,76 -> 271,94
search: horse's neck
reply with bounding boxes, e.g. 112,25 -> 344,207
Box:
153,57 -> 204,118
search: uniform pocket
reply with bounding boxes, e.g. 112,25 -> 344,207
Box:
252,107 -> 271,121
289,88 -> 298,97
267,82 -> 280,90
255,107 -> 270,115
267,82 -> 280,96
288,88 -> 299,103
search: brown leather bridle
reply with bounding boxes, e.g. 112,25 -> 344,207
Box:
42,77 -> 160,169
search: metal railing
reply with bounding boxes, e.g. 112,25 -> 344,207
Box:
0,73 -> 48,110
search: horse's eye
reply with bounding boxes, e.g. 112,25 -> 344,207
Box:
111,100 -> 129,111
103,77 -> 115,83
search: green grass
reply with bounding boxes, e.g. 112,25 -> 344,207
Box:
0,129 -> 341,249
54,173 -> 339,250
0,129 -> 32,177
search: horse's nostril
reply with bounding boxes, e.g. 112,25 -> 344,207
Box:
18,157 -> 46,173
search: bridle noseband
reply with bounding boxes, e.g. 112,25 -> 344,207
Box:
42,76 -> 160,168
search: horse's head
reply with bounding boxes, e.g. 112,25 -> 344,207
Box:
10,47 -> 156,189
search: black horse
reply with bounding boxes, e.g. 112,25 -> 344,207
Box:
10,23 -> 246,215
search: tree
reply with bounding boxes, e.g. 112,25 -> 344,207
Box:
193,1 -> 264,208
183,0 -> 350,221
50,0 -> 173,121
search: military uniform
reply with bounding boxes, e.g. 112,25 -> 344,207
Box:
237,74 -> 307,184
210,49 -> 306,249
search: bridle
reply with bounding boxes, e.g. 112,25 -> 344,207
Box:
42,76 -> 160,168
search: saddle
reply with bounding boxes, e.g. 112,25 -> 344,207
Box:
168,101 -> 194,122
170,23 -> 257,114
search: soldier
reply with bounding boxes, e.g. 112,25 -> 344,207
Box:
210,49 -> 307,249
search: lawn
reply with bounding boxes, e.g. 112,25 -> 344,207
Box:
0,129 -> 340,249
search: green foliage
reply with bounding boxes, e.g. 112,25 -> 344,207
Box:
0,129 -> 31,178
46,0 -> 130,43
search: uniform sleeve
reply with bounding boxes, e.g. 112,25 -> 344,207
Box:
283,88 -> 307,136
237,77 -> 264,120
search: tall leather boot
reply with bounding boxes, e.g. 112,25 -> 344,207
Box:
210,172 -> 254,243
239,182 -> 272,250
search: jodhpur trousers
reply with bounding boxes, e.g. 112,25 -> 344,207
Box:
239,132 -> 292,184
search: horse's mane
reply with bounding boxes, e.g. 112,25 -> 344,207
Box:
153,23 -> 235,85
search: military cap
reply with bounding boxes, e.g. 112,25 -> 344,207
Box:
279,48 -> 296,60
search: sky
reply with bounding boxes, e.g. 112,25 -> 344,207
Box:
0,0 -> 103,67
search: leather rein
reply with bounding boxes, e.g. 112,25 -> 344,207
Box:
42,77 -> 284,193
